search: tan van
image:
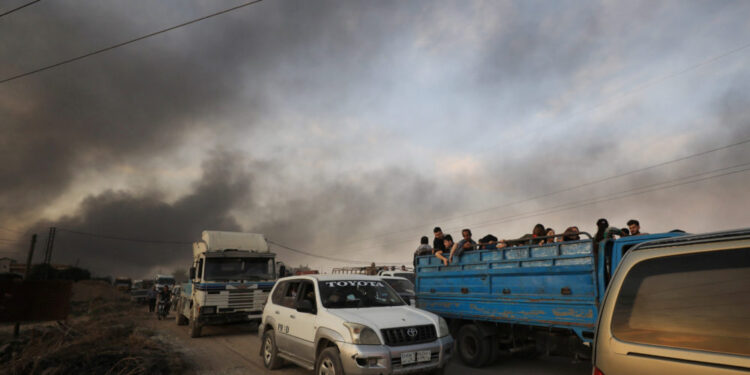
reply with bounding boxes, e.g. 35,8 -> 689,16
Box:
593,229 -> 750,375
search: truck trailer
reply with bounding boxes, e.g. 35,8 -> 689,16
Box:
174,230 -> 276,338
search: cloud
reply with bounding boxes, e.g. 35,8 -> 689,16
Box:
19,150 -> 252,277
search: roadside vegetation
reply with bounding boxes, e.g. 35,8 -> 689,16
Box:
0,280 -> 186,375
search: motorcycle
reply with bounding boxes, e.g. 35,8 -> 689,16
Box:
156,298 -> 170,320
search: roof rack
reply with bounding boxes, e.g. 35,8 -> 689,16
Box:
632,227 -> 750,251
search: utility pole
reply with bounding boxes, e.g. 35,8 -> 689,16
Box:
14,233 -> 37,339
43,226 -> 56,264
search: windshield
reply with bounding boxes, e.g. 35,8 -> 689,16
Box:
393,273 -> 415,283
383,278 -> 414,294
157,277 -> 175,285
204,257 -> 274,281
318,280 -> 405,308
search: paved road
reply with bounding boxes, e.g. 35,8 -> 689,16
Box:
142,310 -> 591,375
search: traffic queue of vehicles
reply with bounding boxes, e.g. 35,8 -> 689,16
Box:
138,228 -> 748,374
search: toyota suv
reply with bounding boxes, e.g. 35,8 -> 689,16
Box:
593,228 -> 750,375
259,275 -> 453,374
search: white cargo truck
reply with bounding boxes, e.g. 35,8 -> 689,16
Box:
174,230 -> 277,338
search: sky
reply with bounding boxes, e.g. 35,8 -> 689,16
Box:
1,0 -> 749,278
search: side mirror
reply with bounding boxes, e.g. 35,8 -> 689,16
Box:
297,299 -> 315,314
189,267 -> 196,280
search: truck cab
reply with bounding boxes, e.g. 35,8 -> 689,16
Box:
175,231 -> 276,338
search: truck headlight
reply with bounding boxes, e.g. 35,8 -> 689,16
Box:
343,323 -> 382,345
437,317 -> 450,338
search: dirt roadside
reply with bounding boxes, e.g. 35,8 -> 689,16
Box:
139,308 -> 308,375
141,308 -> 590,375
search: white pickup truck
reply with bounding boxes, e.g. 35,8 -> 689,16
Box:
259,275 -> 453,374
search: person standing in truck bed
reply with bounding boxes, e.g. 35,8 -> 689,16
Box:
414,236 -> 433,268
450,228 -> 477,262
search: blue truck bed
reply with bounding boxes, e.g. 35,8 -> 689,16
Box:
417,239 -> 599,339
415,232 -> 685,343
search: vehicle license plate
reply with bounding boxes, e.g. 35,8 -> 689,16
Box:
401,350 -> 431,365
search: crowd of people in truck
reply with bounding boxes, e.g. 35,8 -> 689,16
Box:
414,218 -> 645,266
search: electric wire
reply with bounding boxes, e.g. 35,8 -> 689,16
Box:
338,137 -> 750,247
0,0 -> 263,84
0,0 -> 40,18
39,160 -> 750,265
56,228 -> 192,245
0,226 -> 26,235
53,227 -> 396,265
268,240 -> 402,265
338,162 -> 750,257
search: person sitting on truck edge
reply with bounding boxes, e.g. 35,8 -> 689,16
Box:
450,228 -> 477,262
478,234 -> 498,250
627,219 -> 648,236
433,227 -> 446,254
414,236 -> 433,268
562,226 -> 581,241
517,223 -> 546,245
594,218 -> 609,247
435,235 -> 453,265
542,227 -> 556,244
621,227 -> 630,237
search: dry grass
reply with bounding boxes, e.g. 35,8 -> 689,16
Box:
0,282 -> 185,375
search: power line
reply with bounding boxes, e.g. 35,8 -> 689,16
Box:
465,163 -> 750,232
0,226 -> 26,235
56,228 -> 192,245
0,0 -> 263,84
337,161 -> 750,257
488,41 -> 750,154
338,137 -> 750,247
268,240 -> 402,265
0,0 -> 40,18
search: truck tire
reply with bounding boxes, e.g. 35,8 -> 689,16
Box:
315,347 -> 343,375
457,324 -> 492,367
175,300 -> 188,326
262,330 -> 284,370
189,309 -> 202,338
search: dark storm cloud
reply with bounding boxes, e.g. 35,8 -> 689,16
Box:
0,0 -> 416,220
23,150 -> 252,277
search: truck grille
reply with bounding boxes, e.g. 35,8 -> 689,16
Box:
228,289 -> 266,311
381,324 -> 437,347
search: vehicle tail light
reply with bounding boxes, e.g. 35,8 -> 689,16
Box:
593,367 -> 605,375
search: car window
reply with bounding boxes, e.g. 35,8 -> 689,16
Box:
281,281 -> 301,309
383,278 -> 414,294
297,281 -> 317,314
271,281 -> 287,305
611,248 -> 750,356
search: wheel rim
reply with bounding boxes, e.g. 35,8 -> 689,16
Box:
319,358 -> 335,375
264,337 -> 273,365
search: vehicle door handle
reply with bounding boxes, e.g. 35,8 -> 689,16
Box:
275,311 -> 280,315
289,314 -> 295,319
